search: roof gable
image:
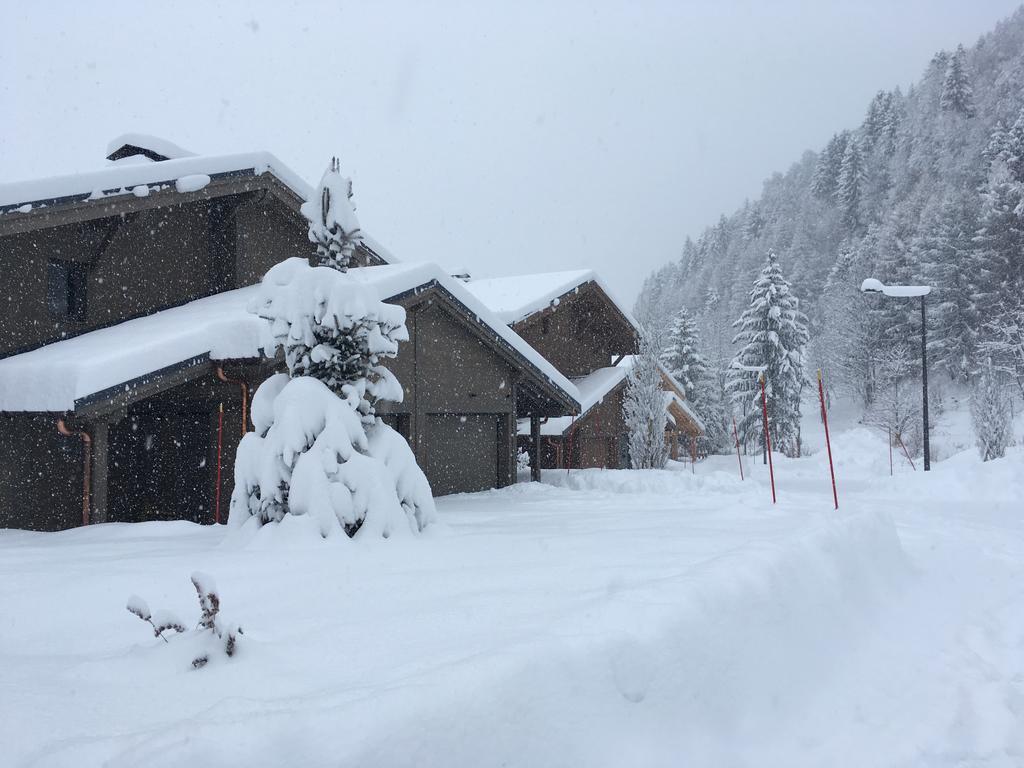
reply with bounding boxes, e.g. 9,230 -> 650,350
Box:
465,269 -> 639,332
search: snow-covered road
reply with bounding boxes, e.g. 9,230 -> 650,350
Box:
0,428 -> 1021,766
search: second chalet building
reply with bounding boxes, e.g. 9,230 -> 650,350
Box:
0,135 -> 701,532
466,271 -> 704,471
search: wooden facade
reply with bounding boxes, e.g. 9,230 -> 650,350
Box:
0,145 -> 576,531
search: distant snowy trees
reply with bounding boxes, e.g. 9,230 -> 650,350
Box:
230,159 -> 435,539
635,15 -> 1024,458
624,332 -> 669,469
727,252 -> 809,457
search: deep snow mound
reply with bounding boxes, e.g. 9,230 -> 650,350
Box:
339,511 -> 911,766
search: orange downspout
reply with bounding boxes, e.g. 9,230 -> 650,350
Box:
216,366 -> 249,437
57,418 -> 91,527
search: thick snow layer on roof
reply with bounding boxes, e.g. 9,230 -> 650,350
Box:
465,270 -> 639,328
106,133 -> 197,160
348,262 -> 580,405
517,366 -> 627,436
0,288 -> 263,412
0,151 -> 314,213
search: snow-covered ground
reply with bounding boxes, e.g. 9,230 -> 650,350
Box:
1,427 -> 1022,767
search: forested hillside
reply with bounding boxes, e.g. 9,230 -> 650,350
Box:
637,7 -> 1024,425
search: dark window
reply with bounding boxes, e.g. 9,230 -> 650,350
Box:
47,260 -> 88,321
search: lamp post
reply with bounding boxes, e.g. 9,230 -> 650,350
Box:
860,278 -> 931,471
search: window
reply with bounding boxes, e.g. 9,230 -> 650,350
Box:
47,260 -> 88,321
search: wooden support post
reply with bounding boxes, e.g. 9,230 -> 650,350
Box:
90,419 -> 110,524
530,415 -> 542,483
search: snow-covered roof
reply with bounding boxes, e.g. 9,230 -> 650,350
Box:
0,151 -> 314,215
349,262 -> 580,406
517,365 -> 628,436
0,287 -> 264,412
464,270 -> 639,329
106,133 -> 197,161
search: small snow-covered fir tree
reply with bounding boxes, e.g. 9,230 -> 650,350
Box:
624,332 -> 669,469
660,307 -> 728,453
971,359 -> 1013,462
230,160 -> 435,539
727,252 -> 809,457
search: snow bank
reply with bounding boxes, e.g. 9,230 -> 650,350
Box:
333,511 -> 910,767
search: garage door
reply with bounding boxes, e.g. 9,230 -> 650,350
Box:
425,413 -> 499,495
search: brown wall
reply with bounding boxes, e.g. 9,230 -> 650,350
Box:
513,289 -> 634,379
0,192 -> 310,358
0,414 -> 83,530
379,294 -> 517,495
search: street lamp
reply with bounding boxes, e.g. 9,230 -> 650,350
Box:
860,278 -> 932,471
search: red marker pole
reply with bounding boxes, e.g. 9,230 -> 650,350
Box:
732,415 -> 744,481
760,373 -> 776,504
817,370 -> 838,510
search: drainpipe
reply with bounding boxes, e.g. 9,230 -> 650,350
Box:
215,365 -> 249,437
56,418 -> 91,527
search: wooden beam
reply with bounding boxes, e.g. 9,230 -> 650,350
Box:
89,418 -> 110,524
530,415 -> 542,482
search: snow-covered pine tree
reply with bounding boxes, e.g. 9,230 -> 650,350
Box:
940,44 -> 975,117
971,358 -> 1012,461
660,308 -> 707,396
660,307 -> 728,453
915,191 -> 979,381
974,110 -> 1024,333
624,331 -> 669,469
727,252 -> 809,457
836,137 -> 866,230
230,160 -> 435,539
811,132 -> 848,201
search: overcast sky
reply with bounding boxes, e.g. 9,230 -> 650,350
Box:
2,1 -> 1020,304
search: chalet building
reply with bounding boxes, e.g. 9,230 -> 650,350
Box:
0,136 -> 578,531
466,270 -> 704,472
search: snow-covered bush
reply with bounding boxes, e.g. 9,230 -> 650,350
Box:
971,360 -> 1013,461
126,573 -> 242,669
625,332 -> 669,469
230,159 -> 435,539
516,446 -> 531,474
863,343 -> 922,454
